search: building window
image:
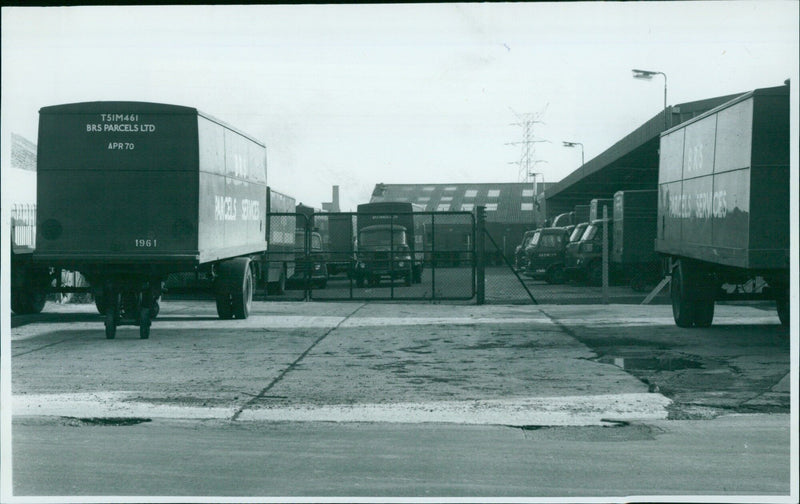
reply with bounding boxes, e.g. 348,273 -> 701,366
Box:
423,186 -> 435,192
437,203 -> 450,211
522,189 -> 534,198
487,189 -> 501,198
461,203 -> 474,211
418,197 -> 430,203
521,203 -> 534,211
485,203 -> 498,211
464,189 -> 478,198
444,186 -> 457,192
441,196 -> 453,202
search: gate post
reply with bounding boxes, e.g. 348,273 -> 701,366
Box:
476,205 -> 486,305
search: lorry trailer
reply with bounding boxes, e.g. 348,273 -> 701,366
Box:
612,190 -> 659,291
32,101 -> 274,338
655,84 -> 790,327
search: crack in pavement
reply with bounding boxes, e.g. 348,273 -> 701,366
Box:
230,302 -> 367,421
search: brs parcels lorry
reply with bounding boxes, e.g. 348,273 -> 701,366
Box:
31,101 -> 273,338
655,84 -> 790,327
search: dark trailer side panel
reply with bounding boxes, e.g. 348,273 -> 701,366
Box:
655,86 -> 789,271
34,101 -> 267,271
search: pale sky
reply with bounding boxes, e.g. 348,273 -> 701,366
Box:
2,2 -> 798,211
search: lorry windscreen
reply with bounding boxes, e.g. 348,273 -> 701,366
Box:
359,228 -> 408,247
582,224 -> 599,241
530,231 -> 542,247
570,224 -> 588,242
294,232 -> 323,251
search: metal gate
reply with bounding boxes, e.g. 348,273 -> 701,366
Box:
265,211 -> 476,301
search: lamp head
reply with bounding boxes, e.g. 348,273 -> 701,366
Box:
632,68 -> 657,79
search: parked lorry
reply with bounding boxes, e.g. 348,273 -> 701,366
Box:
325,213 -> 355,276
656,84 -> 790,327
30,101 -> 275,338
514,229 -> 537,271
290,229 -> 329,288
264,189 -> 297,294
354,201 -> 424,286
564,198 -> 616,286
589,198 -> 613,221
612,190 -> 659,291
524,226 -> 571,284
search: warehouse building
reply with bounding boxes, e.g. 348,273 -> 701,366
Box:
369,182 -> 553,262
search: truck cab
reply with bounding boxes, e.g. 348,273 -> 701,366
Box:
524,227 -> 571,284
564,218 -> 615,286
291,229 -> 328,288
354,224 -> 414,287
514,230 -> 537,271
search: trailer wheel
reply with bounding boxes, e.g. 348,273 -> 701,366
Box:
214,266 -> 234,320
671,260 -> 696,328
546,265 -> 566,285
215,290 -> 233,320
217,257 -> 253,320
412,266 -> 422,284
776,296 -> 789,326
94,294 -> 106,315
232,259 -> 253,319
139,308 -> 151,339
104,310 -> 117,339
11,289 -> 47,315
586,261 -> 603,286
694,299 -> 715,328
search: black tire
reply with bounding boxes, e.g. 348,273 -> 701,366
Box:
777,297 -> 789,326
104,310 -> 116,339
94,294 -> 106,315
11,289 -> 47,315
356,275 -> 365,288
139,308 -> 151,339
228,258 -> 253,320
150,300 -> 160,319
586,262 -> 603,286
215,289 -> 233,320
694,299 -> 715,328
546,265 -> 566,285
404,271 -> 412,286
671,260 -> 696,328
275,266 -> 286,295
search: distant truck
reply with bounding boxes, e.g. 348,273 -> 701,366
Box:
354,202 -> 424,287
612,190 -> 659,291
589,198 -> 613,221
655,84 -> 789,327
325,213 -> 355,276
564,198 -> 616,286
524,226 -> 571,284
264,189 -> 297,294
28,101 -> 275,338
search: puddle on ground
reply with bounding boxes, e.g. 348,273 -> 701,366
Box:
598,356 -> 703,372
61,417 -> 152,427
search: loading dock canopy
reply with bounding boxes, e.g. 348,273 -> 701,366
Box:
545,92 -> 744,217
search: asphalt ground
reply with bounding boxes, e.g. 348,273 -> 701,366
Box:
7,298 -> 795,500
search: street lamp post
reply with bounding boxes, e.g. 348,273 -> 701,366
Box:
562,141 -> 584,166
632,68 -> 668,129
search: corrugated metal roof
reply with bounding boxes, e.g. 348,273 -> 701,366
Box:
369,182 -> 554,224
